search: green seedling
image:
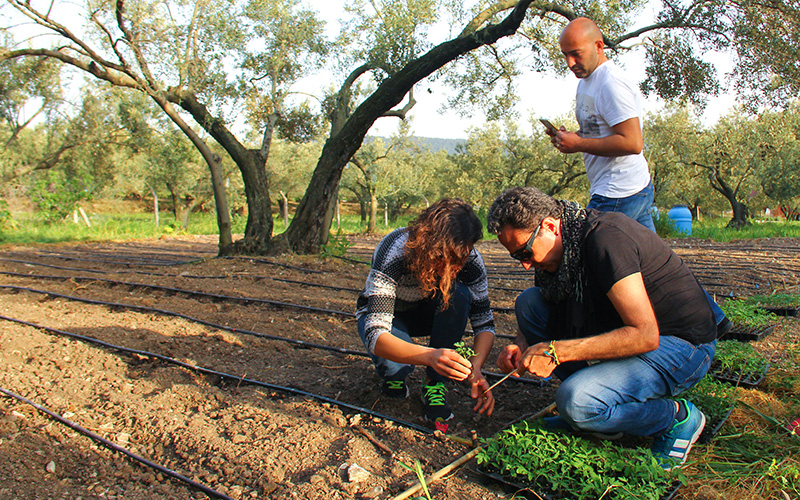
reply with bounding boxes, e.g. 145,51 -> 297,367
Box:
454,341 -> 475,359
743,293 -> 800,309
400,459 -> 433,500
712,341 -> 769,380
720,299 -> 778,330
477,420 -> 681,499
678,375 -> 737,427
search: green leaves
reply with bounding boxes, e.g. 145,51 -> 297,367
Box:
477,421 -> 676,499
453,341 -> 475,359
720,299 -> 778,330
712,340 -> 769,378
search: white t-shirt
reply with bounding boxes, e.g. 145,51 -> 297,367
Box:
575,60 -> 651,198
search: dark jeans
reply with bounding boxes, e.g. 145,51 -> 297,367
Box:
357,282 -> 470,383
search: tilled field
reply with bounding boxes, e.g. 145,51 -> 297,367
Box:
1,234 -> 799,499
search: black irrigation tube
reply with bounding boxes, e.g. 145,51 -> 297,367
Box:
0,314 -> 434,435
0,385 -> 235,500
0,258 -> 363,293
224,256 -> 325,274
0,285 -> 533,384
0,285 -> 364,356
2,250 -> 202,268
0,271 -> 355,319
35,248 -> 207,265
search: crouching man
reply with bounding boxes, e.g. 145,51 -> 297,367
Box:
487,186 -> 715,469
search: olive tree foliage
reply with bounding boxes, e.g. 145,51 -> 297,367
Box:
450,117 -> 586,208
644,106 -> 722,216
341,121 -> 429,232
286,0 -> 797,253
729,0 -> 800,110
755,102 -> 800,220
0,0 -> 329,255
647,109 -> 764,228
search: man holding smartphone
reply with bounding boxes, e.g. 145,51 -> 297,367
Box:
548,17 -> 729,333
547,17 -> 654,230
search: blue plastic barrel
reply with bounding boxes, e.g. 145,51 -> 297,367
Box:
667,205 -> 692,235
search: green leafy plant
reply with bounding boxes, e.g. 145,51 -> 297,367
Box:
320,228 -> 353,258
678,375 -> 738,427
453,341 -> 475,360
719,299 -> 778,329
476,420 -> 680,499
744,293 -> 800,309
29,170 -> 93,224
712,340 -> 769,379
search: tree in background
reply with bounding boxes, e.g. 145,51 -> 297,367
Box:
451,118 -> 586,209
1,0 -> 328,255
756,103 -> 800,220
644,106 -> 720,217
5,0 -> 800,252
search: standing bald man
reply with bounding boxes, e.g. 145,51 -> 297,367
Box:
549,17 -> 654,230
550,17 -> 730,333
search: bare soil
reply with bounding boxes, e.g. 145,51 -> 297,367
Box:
1,234 -> 799,499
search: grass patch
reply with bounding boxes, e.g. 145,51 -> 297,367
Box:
688,218 -> 800,241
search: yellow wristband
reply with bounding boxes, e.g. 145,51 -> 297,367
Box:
544,340 -> 560,366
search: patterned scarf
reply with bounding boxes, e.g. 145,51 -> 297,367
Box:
535,200 -> 588,303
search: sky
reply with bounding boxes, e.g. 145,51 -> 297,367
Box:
308,1 -> 739,140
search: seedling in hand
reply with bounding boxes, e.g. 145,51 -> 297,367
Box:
454,341 -> 475,360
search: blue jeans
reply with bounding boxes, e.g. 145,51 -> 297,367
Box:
515,287 -> 716,437
588,181 -> 726,326
587,181 -> 656,232
357,283 -> 471,383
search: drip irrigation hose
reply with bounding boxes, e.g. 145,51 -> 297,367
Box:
0,314 -> 433,435
0,285 -> 538,385
0,258 -> 363,293
3,250 -> 202,268
0,271 -> 355,318
224,256 -> 324,274
0,385 -> 235,500
0,284 -> 363,356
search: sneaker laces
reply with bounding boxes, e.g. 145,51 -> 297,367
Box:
386,380 -> 404,390
423,383 -> 447,406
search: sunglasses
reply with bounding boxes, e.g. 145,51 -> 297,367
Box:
509,223 -> 541,261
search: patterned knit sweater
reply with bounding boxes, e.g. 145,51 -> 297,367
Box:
356,228 -> 496,354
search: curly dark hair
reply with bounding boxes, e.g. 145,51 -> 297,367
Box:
486,186 -> 563,235
405,198 -> 482,310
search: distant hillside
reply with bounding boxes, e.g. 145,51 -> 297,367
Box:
366,136 -> 466,155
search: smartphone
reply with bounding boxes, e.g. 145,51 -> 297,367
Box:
539,118 -> 558,134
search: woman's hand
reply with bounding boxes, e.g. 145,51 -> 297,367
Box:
427,348 -> 472,381
468,371 -> 495,416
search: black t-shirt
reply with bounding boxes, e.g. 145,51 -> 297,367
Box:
548,210 -> 716,345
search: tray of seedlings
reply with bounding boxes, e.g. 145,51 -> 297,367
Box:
744,293 -> 800,317
475,420 -> 684,500
709,340 -> 770,388
719,299 -> 778,342
678,375 -> 738,443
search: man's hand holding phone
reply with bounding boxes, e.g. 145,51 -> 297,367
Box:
539,118 -> 558,137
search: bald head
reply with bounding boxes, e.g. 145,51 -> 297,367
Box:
559,17 -> 608,78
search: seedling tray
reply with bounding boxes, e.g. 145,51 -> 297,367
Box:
475,465 -> 681,500
719,324 -> 774,342
698,405 -> 734,444
762,306 -> 799,317
709,363 -> 769,389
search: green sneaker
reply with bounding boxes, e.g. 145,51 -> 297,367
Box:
421,380 -> 453,422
